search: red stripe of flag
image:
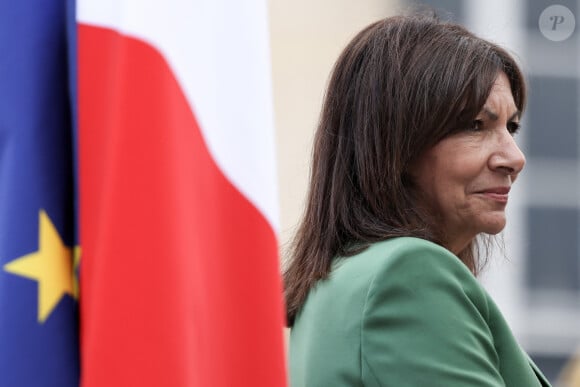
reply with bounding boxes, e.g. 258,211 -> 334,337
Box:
78,24 -> 287,386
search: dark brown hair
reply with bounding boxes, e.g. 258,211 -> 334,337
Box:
284,14 -> 526,325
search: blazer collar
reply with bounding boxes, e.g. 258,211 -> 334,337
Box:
526,354 -> 552,387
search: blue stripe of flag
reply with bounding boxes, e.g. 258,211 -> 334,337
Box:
0,1 -> 80,385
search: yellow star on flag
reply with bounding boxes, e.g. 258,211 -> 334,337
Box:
3,210 -> 77,323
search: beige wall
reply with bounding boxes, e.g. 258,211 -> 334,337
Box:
269,0 -> 399,257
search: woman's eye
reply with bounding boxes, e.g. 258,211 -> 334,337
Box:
467,119 -> 484,131
507,121 -> 521,135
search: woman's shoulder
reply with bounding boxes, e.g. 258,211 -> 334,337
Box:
300,236 -> 490,325
330,237 -> 489,314
297,238 -> 456,322
333,237 -> 475,283
355,239 -> 508,386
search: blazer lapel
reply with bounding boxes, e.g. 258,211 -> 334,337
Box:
527,355 -> 552,387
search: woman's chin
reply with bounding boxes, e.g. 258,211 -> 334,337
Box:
478,215 -> 507,235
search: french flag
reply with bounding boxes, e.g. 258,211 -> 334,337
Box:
78,1 -> 287,386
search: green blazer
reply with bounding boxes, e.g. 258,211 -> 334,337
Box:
290,237 -> 551,386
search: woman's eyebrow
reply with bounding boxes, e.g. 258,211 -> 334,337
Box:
509,110 -> 521,121
481,107 -> 521,121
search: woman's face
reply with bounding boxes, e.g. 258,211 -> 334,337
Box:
411,72 -> 526,254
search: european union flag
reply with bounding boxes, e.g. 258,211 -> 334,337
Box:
0,1 -> 80,386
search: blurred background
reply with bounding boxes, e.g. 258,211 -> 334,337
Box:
269,0 -> 580,385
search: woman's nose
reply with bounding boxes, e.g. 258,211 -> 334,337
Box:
489,130 -> 526,178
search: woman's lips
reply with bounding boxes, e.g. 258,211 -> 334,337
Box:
476,187 -> 510,203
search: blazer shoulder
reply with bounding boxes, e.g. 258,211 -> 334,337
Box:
358,238 -> 502,386
332,237 -> 486,299
365,237 -> 488,306
337,237 -> 479,287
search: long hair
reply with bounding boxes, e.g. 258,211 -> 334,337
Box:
284,14 -> 526,326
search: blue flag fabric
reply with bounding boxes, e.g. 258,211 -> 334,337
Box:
0,1 -> 80,386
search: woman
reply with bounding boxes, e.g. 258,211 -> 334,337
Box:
284,14 -> 552,387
